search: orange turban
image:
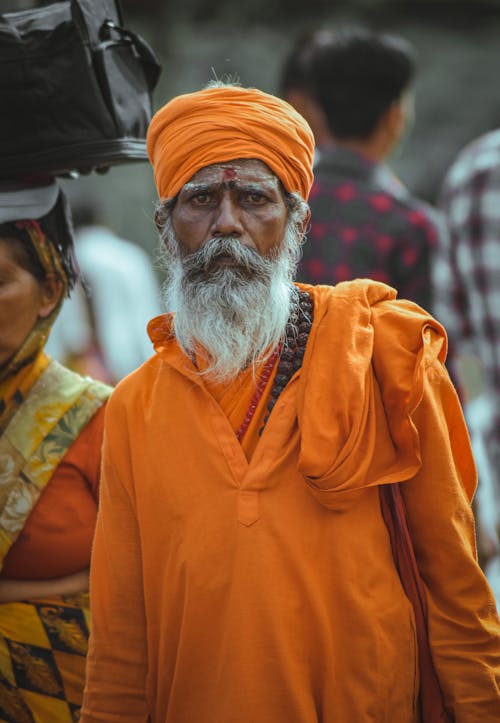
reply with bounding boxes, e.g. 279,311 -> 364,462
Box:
146,85 -> 315,201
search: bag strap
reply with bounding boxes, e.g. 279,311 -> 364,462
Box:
71,0 -> 123,47
71,0 -> 160,89
379,483 -> 453,723
99,18 -> 161,89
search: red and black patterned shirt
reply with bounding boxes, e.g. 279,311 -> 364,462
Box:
298,146 -> 443,311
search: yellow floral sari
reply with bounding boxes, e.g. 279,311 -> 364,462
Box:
0,357 -> 110,722
0,214 -> 111,721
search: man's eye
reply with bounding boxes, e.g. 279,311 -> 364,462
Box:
191,193 -> 212,205
243,192 -> 267,205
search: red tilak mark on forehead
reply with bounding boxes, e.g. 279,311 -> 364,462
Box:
223,168 -> 237,181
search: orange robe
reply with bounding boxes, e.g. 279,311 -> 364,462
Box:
81,281 -> 500,723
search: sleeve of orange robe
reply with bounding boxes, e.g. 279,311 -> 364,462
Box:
402,360 -> 500,721
81,394 -> 149,723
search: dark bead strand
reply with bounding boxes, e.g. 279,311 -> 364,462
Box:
279,360 -> 294,375
258,290 -> 313,436
274,373 -> 289,387
236,345 -> 281,441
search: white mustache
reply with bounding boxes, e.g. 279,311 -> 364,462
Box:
182,237 -> 271,277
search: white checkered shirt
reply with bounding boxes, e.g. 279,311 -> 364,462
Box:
433,129 -> 500,470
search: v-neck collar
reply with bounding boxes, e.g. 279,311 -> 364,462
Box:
147,311 -> 306,481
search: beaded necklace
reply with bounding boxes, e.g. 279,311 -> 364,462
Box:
235,345 -> 281,442
234,289 -> 313,442
260,289 -> 313,434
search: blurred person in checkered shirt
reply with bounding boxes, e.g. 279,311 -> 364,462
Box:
281,25 -> 445,310
434,130 -> 500,586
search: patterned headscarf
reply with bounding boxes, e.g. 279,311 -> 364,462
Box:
0,182 -> 78,426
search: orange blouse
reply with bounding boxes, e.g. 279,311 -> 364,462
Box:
1,405 -> 106,580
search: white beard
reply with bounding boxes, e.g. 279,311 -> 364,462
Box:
160,218 -> 302,382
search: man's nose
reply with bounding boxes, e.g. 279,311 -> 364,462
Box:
211,196 -> 243,237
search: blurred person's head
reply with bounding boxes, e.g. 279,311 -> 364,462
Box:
147,82 -> 312,381
281,26 -> 417,161
0,181 -> 77,372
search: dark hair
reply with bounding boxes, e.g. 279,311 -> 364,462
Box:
0,226 -> 46,281
0,191 -> 78,292
281,26 -> 416,140
281,29 -> 323,98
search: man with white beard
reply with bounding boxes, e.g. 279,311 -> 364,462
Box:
156,159 -> 308,383
81,84 -> 500,723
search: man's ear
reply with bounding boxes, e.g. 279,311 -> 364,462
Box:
154,207 -> 163,232
369,100 -> 407,161
382,99 -> 409,151
155,198 -> 176,232
38,274 -> 64,319
298,209 -> 311,242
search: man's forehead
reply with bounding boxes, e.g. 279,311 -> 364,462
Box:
183,159 -> 281,190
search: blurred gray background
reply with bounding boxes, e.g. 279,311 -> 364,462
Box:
4,0 -> 500,262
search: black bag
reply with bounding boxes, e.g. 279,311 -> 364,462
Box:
0,0 -> 161,178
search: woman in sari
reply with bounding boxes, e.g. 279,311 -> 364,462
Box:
0,180 -> 111,722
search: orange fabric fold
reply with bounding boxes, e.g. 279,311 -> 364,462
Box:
146,86 -> 315,200
296,280 -> 454,511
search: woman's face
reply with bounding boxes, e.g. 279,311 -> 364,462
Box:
0,238 -> 61,367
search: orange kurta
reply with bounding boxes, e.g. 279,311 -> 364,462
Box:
81,280 -> 500,723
